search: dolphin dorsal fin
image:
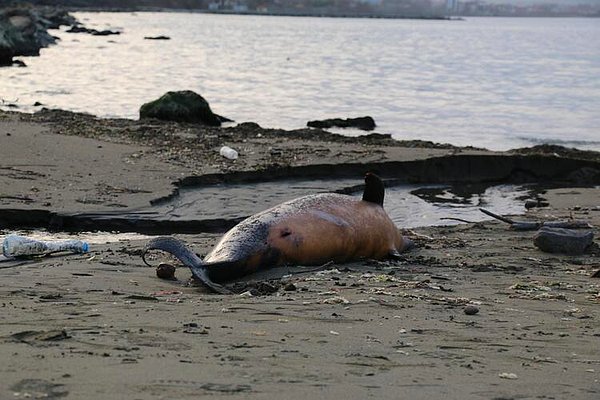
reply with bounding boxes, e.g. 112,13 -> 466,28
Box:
362,172 -> 384,206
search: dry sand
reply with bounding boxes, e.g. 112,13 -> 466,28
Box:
0,110 -> 599,399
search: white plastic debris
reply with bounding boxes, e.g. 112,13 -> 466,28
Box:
2,234 -> 89,257
219,146 -> 238,160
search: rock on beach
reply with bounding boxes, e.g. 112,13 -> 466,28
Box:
307,116 -> 376,131
0,6 -> 75,66
533,227 -> 594,255
139,90 -> 225,126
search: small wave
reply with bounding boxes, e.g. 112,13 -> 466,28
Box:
34,89 -> 72,95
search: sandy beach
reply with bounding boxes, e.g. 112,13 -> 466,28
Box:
1,109 -> 599,399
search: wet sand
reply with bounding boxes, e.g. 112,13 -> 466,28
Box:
0,109 -> 599,399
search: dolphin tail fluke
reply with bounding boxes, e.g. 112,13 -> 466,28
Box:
142,236 -> 232,294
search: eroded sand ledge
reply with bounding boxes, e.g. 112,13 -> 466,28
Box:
1,108 -> 599,232
0,109 -> 599,399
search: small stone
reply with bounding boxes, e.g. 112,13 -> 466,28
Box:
499,372 -> 518,379
156,263 -> 176,280
464,305 -> 480,315
283,282 -> 297,291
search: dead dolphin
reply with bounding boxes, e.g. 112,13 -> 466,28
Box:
142,173 -> 412,293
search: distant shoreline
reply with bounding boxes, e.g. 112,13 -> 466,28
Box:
195,10 -> 453,21
57,7 -> 454,20
55,7 -> 599,19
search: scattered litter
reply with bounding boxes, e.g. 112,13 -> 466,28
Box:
499,372 -> 518,380
316,268 -> 342,276
510,282 -> 551,292
219,146 -> 238,160
510,281 -> 569,301
2,234 -> 89,258
322,296 -> 350,304
330,330 -> 340,335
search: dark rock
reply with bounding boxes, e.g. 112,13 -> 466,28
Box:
464,305 -> 479,315
307,116 -> 376,131
66,25 -> 89,33
92,29 -> 121,36
144,35 -> 170,40
67,25 -> 120,36
139,90 -> 223,126
38,7 -> 77,29
0,22 -> 16,65
1,9 -> 57,57
0,7 -> 75,66
237,122 -> 262,130
511,144 -> 600,163
216,114 -> 234,123
12,58 -> 26,67
534,227 -> 594,255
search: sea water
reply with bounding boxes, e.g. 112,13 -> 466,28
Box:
1,13 -> 598,151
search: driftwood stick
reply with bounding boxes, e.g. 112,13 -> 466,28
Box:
480,208 -> 593,231
479,208 -> 515,225
441,217 -> 476,224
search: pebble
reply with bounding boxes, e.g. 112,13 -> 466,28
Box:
464,305 -> 480,315
156,263 -> 176,280
283,282 -> 297,291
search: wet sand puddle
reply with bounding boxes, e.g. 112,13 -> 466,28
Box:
1,179 -> 534,236
148,178 -> 532,229
0,179 -> 532,245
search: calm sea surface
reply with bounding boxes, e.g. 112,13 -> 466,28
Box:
1,13 -> 599,151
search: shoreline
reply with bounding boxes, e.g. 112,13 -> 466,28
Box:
1,107 -> 599,218
1,108 -> 599,399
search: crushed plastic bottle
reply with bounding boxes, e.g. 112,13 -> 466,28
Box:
2,234 -> 89,258
219,146 -> 238,160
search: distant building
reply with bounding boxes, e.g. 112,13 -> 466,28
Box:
446,0 -> 458,14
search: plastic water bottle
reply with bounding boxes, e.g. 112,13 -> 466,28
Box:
2,234 -> 89,258
219,146 -> 238,160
